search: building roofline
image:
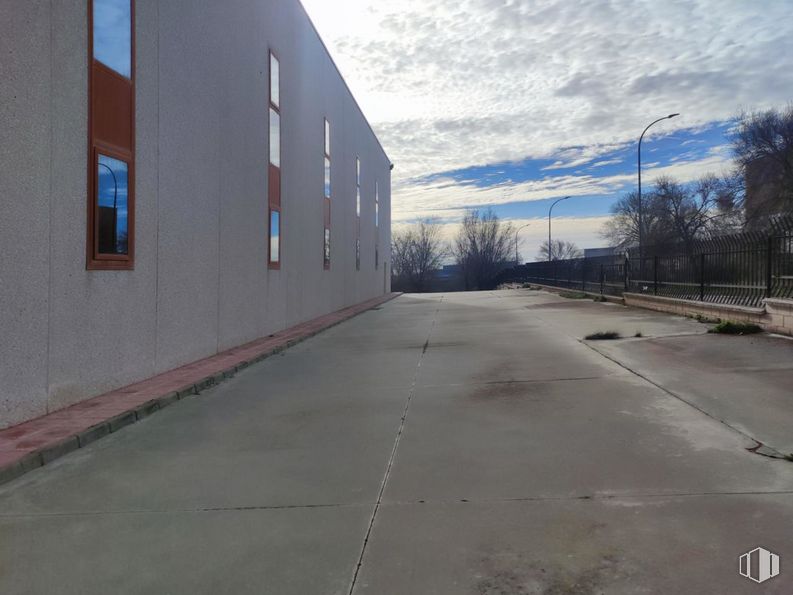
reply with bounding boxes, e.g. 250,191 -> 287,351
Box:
294,0 -> 392,166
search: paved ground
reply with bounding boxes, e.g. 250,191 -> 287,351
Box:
2,290 -> 793,594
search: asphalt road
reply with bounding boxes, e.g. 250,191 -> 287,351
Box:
2,290 -> 793,594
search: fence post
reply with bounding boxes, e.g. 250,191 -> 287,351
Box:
699,253 -> 706,301
624,256 -> 629,292
582,259 -> 587,291
600,264 -> 605,295
766,236 -> 774,298
653,256 -> 658,295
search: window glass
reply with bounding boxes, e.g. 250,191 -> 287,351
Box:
356,238 -> 360,270
96,154 -> 129,255
324,119 -> 331,157
93,0 -> 131,77
270,53 -> 280,108
356,158 -> 361,217
324,157 -> 331,199
269,108 -> 280,167
269,210 -> 280,263
375,182 -> 379,228
324,228 -> 331,267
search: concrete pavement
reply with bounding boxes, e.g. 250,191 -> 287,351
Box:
2,290 -> 793,594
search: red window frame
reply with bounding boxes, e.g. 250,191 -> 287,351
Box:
87,0 -> 136,270
268,49 -> 281,269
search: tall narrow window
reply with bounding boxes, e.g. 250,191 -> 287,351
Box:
268,51 -> 281,267
88,0 -> 135,269
356,157 -> 361,270
375,181 -> 380,269
323,118 -> 331,269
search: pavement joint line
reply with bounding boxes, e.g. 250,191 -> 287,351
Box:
0,293 -> 402,488
375,489 -> 793,507
6,489 -> 793,520
581,340 -> 788,460
0,502 -> 371,519
416,375 -> 621,389
347,296 -> 444,595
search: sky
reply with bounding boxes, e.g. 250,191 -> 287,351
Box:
300,0 -> 793,261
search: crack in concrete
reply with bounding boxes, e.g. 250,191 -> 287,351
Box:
347,296 -> 444,595
582,341 -> 789,460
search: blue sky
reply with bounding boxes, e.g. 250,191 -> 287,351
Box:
301,0 -> 793,259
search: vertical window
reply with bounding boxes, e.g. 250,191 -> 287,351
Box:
324,228 -> 331,268
323,119 -> 331,269
268,51 -> 281,267
375,181 -> 380,269
88,0 -> 135,269
356,157 -> 361,270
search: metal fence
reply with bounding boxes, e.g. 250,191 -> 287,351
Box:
496,217 -> 793,308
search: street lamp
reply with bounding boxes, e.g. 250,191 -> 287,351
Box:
638,113 -> 679,259
548,196 -> 570,262
515,222 -> 532,265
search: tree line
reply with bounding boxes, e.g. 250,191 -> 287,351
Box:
392,105 -> 793,293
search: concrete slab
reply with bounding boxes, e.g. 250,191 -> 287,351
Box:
0,505 -> 370,595
591,332 -> 793,455
3,290 -> 793,594
356,495 -> 793,595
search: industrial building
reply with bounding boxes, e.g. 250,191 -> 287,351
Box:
0,0 -> 391,428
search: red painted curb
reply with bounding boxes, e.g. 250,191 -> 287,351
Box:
0,293 -> 401,486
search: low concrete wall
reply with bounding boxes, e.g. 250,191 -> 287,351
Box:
623,293 -> 793,337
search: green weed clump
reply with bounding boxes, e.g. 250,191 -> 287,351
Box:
559,291 -> 588,299
708,321 -> 763,335
585,331 -> 621,341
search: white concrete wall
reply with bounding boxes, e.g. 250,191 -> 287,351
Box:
0,0 -> 391,428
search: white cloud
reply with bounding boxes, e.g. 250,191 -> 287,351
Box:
391,152 -> 734,222
300,0 -> 792,222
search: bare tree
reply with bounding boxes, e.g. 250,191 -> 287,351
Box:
536,239 -> 583,261
732,105 -> 793,223
600,189 -> 672,251
601,175 -> 742,254
390,219 -> 447,292
453,209 -> 515,290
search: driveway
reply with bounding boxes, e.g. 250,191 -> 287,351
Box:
2,290 -> 793,594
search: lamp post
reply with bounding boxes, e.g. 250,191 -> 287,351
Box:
638,113 -> 679,261
515,222 -> 531,265
548,196 -> 570,262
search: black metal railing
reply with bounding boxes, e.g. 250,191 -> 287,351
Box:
496,217 -> 793,308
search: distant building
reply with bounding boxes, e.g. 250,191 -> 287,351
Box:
584,246 -> 619,258
745,154 -> 790,224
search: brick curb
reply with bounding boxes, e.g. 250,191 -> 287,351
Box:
0,293 -> 402,487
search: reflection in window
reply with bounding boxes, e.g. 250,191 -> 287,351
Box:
356,158 -> 361,217
356,238 -> 360,271
269,210 -> 280,264
324,228 -> 331,268
324,157 -> 331,199
93,0 -> 131,77
269,108 -> 280,167
270,53 -> 280,108
324,119 -> 331,158
96,154 -> 129,255
375,181 -> 379,228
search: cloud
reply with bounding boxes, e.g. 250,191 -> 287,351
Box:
301,0 -> 792,223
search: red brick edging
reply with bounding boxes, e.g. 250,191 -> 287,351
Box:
0,293 -> 402,486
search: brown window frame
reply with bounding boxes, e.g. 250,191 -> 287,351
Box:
268,49 -> 282,269
87,0 -> 136,271
323,118 -> 331,270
